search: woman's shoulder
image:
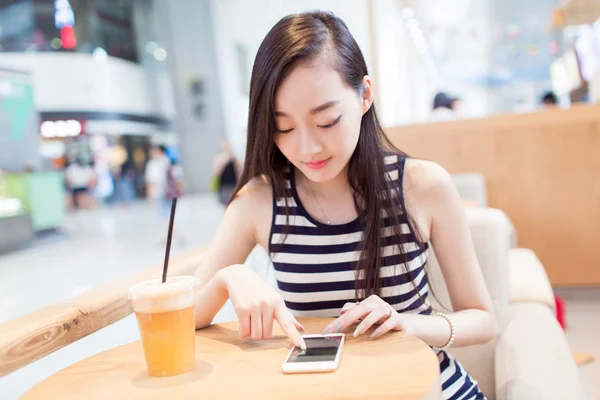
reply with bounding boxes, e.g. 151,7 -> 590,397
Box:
232,175 -> 273,209
402,158 -> 456,206
229,175 -> 274,247
401,159 -> 458,241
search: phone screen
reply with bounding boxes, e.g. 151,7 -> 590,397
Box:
286,336 -> 343,363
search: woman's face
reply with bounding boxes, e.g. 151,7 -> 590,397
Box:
274,60 -> 372,184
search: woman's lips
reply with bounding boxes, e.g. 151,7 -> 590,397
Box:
304,158 -> 331,170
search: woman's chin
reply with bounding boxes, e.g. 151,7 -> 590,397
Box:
300,161 -> 343,184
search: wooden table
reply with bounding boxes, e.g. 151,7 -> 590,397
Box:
24,318 -> 441,399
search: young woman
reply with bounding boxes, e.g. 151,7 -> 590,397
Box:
194,11 -> 496,399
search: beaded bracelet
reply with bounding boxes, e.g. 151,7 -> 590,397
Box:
432,311 -> 456,351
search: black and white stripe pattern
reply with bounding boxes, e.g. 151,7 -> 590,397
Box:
268,154 -> 485,400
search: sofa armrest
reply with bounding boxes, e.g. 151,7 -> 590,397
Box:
495,303 -> 587,400
463,208 -> 511,323
506,216 -> 518,248
452,173 -> 488,207
508,249 -> 555,311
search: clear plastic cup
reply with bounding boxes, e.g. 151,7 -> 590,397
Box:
128,276 -> 200,377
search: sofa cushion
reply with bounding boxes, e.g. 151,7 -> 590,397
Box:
495,303 -> 587,400
508,248 -> 555,311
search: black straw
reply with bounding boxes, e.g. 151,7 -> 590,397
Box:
162,197 -> 177,283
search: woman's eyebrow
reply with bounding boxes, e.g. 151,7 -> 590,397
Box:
274,100 -> 341,117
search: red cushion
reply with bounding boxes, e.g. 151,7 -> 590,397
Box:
555,296 -> 567,330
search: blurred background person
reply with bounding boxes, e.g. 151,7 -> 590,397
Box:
145,144 -> 186,245
211,138 -> 242,206
114,161 -> 137,205
64,158 -> 97,211
430,91 -> 461,122
541,91 -> 559,108
165,157 -> 185,203
145,145 -> 171,214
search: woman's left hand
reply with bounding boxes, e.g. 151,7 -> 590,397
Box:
321,295 -> 403,339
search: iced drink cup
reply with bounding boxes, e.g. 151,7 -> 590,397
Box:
128,276 -> 199,377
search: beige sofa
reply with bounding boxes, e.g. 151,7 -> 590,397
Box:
508,248 -> 556,311
427,208 -> 587,399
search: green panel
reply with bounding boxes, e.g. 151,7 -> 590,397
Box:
3,174 -> 30,212
26,172 -> 67,231
0,69 -> 41,172
0,79 -> 34,142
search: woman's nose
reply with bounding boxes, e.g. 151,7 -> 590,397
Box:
298,129 -> 323,156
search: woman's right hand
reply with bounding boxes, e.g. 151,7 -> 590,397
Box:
217,264 -> 306,349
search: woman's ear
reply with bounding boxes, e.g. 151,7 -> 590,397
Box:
361,75 -> 374,115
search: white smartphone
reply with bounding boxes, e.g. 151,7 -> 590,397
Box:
281,333 -> 345,374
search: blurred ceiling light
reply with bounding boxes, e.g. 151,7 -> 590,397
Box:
406,18 -> 419,30
411,36 -> 424,46
154,48 -> 167,61
413,36 -> 427,47
401,7 -> 415,20
145,41 -> 158,54
93,47 -> 108,61
410,27 -> 423,39
41,120 -> 82,138
54,0 -> 75,29
50,38 -> 62,49
415,44 -> 428,53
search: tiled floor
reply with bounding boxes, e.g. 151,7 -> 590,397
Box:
555,288 -> 600,400
0,195 -> 597,399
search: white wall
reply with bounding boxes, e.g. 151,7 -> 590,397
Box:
0,53 -> 173,117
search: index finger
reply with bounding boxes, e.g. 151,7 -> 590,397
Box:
275,304 -> 306,350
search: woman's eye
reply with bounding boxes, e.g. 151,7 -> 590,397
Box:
318,115 -> 342,129
276,128 -> 293,134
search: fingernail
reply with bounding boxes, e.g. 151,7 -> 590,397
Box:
333,321 -> 342,333
370,328 -> 381,339
299,339 -> 306,350
299,326 -> 305,333
353,327 -> 362,337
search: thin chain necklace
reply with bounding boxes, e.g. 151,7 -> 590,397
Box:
306,180 -> 331,225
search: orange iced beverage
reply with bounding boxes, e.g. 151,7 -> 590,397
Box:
129,276 -> 199,377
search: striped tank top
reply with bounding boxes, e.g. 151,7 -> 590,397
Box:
268,154 -> 485,400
